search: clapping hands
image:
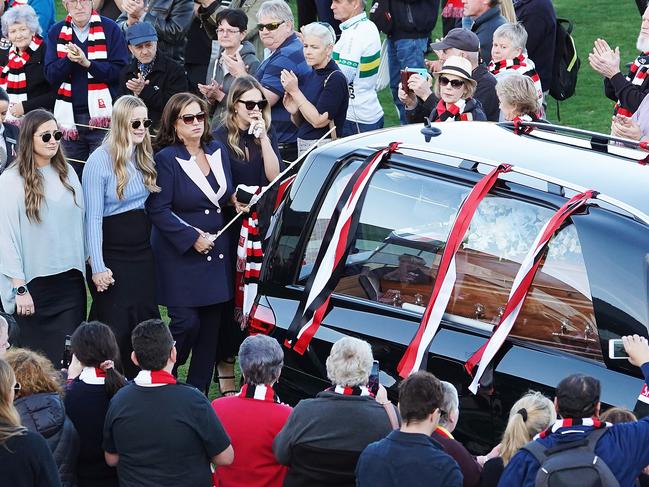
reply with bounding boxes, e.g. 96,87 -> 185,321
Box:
589,38 -> 621,79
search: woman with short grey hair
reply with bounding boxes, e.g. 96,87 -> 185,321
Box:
273,336 -> 399,486
212,334 -> 293,487
0,5 -> 55,123
281,21 -> 349,155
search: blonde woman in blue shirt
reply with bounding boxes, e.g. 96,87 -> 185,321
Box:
0,109 -> 85,366
83,95 -> 161,378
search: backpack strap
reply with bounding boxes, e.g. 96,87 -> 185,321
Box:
522,427 -> 609,465
522,439 -> 550,466
584,428 -> 608,450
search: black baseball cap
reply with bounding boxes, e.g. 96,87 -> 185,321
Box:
430,28 -> 480,53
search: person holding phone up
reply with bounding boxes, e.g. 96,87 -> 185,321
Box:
211,75 -> 282,396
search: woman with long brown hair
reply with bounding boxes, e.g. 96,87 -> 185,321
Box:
83,95 -> 161,378
0,358 -> 60,486
0,109 -> 86,366
211,76 -> 281,394
146,92 -> 234,392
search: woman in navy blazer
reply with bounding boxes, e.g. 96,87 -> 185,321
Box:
146,92 -> 234,391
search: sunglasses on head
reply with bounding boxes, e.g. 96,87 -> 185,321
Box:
178,112 -> 206,125
37,131 -> 63,143
237,99 -> 268,111
131,119 -> 152,129
439,76 -> 465,88
257,20 -> 285,32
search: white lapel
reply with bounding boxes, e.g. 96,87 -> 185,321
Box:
206,148 -> 227,204
175,149 -> 224,208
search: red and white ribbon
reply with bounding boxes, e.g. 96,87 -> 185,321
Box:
79,367 -> 106,385
285,143 -> 401,354
465,190 -> 596,393
397,164 -> 512,378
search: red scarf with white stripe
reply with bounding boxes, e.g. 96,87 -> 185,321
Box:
79,366 -> 106,385
441,0 -> 464,18
284,143 -> 401,354
535,417 -> 609,440
133,370 -> 177,385
397,164 -> 512,378
512,114 -> 537,135
0,35 -> 43,124
434,99 -> 474,122
238,383 -> 280,403
465,190 -> 595,393
488,54 -> 544,101
55,12 -> 112,140
327,385 -> 373,397
614,52 -> 649,117
235,207 -> 262,328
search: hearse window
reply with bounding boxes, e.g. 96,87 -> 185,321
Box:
299,165 -> 603,362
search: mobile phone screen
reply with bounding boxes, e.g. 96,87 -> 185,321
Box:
609,339 -> 629,359
368,360 -> 379,395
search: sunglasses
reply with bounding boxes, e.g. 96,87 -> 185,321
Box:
257,21 -> 285,32
237,99 -> 268,111
131,119 -> 152,129
178,112 -> 206,125
36,131 -> 63,143
13,382 -> 21,393
439,76 -> 465,89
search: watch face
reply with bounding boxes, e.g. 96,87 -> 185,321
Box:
16,286 -> 27,296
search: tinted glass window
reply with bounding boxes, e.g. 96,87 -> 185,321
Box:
299,164 -> 602,362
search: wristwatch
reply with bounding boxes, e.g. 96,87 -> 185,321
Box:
12,285 -> 28,296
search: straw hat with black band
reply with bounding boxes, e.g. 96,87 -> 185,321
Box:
433,56 -> 477,95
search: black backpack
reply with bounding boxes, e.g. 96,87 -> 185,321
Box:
550,17 -> 580,101
522,429 -> 620,487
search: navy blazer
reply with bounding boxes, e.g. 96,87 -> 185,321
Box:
146,141 -> 234,307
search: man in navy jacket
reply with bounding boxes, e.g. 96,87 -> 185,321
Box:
499,335 -> 649,487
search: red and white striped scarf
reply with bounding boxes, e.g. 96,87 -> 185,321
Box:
55,12 -> 112,140
614,52 -> 649,117
441,0 -> 464,18
327,385 -> 373,397
235,207 -> 262,328
488,54 -> 544,101
285,143 -> 401,354
511,114 -> 537,135
133,370 -> 177,386
0,35 -> 43,124
238,383 -> 280,403
434,98 -> 475,122
535,417 -> 609,440
397,164 -> 512,378
79,366 -> 106,385
465,191 -> 595,393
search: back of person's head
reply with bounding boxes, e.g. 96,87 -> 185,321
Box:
496,73 -> 540,117
131,319 -> 174,371
398,371 -> 443,425
600,407 -> 637,424
239,334 -> 284,386
0,359 -> 25,446
71,322 -> 127,397
555,374 -> 601,419
438,380 -> 459,432
217,8 -> 248,31
493,22 -> 528,51
4,348 -> 62,398
500,391 -> 556,465
326,337 -> 373,388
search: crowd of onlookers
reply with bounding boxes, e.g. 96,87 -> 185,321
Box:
2,0 -> 649,485
2,314 -> 649,487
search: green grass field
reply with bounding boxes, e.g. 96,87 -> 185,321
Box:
54,0 -> 640,397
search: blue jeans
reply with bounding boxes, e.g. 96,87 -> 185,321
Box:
388,37 -> 429,125
342,116 -> 385,137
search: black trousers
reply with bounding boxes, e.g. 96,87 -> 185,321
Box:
168,303 -> 224,392
296,0 -> 340,35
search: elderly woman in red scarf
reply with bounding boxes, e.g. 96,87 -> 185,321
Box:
0,5 -> 55,123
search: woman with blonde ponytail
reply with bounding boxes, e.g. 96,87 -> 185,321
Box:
0,109 -> 86,366
0,358 -> 61,486
83,95 -> 161,378
479,391 -> 555,487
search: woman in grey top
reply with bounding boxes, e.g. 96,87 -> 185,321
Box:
0,109 -> 86,366
197,8 -> 260,128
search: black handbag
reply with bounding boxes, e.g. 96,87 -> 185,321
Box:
369,0 -> 393,35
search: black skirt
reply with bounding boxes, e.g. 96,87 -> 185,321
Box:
87,209 -> 159,378
16,269 -> 86,367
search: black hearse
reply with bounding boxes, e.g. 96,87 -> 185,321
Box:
250,122 -> 649,453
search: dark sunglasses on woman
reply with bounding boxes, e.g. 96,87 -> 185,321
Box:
38,131 -> 63,143
238,99 -> 268,110
131,119 -> 152,129
439,76 -> 465,89
178,112 -> 206,124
